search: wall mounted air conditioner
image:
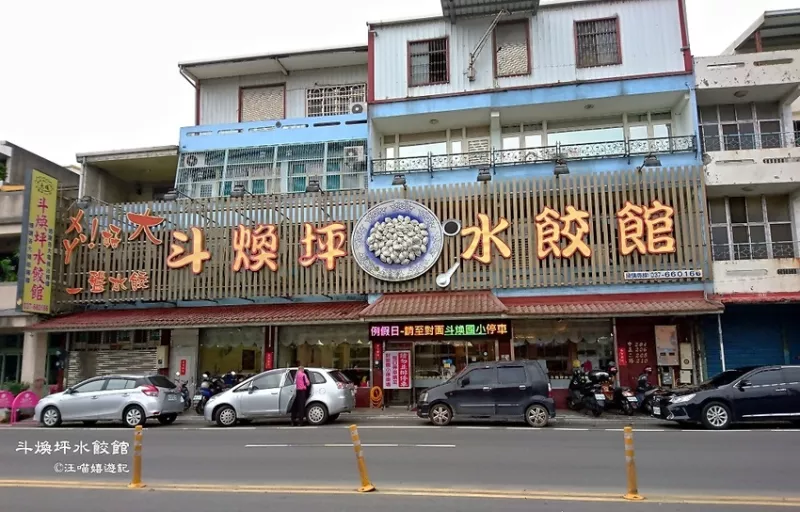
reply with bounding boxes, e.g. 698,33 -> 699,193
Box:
350,102 -> 366,114
182,153 -> 207,168
344,146 -> 366,164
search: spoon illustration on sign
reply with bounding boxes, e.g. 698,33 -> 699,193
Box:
436,259 -> 460,288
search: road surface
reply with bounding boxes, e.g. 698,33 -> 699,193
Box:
1,421 -> 797,509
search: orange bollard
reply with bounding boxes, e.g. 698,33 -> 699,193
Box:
622,426 -> 643,500
128,425 -> 146,489
349,424 -> 376,492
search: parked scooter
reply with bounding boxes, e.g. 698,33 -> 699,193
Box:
566,367 -> 607,417
601,365 -> 637,415
174,372 -> 192,412
635,366 -> 666,414
194,372 -> 225,414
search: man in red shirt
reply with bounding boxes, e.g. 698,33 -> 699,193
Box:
292,364 -> 310,426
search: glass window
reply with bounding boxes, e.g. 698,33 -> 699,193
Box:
1,354 -> 20,383
782,367 -> 800,383
629,125 -> 648,140
328,370 -> 352,384
710,195 -> 795,260
498,366 -> 527,385
147,376 -> 177,389
502,136 -> 520,150
464,368 -> 496,386
747,369 -> 783,386
398,142 -> 447,158
252,371 -> 283,390
709,198 -> 727,224
309,371 -> 326,385
73,379 -> 107,393
105,379 -> 137,391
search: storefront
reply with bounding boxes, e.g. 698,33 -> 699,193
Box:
65,329 -> 166,386
277,324 -> 371,384
199,327 -> 264,378
369,320 -> 512,406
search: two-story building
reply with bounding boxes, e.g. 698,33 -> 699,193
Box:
695,9 -> 800,376
26,0 -> 720,410
0,141 -> 79,387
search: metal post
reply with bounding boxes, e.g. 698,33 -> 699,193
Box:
622,426 -> 643,501
128,425 -> 145,489
716,314 -> 726,372
349,425 -> 376,492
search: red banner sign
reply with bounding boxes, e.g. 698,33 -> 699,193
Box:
179,359 -> 187,375
383,350 -> 411,390
617,347 -> 628,367
264,351 -> 274,370
373,341 -> 383,365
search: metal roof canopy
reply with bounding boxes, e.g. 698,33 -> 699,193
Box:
441,0 -> 539,22
724,9 -> 800,54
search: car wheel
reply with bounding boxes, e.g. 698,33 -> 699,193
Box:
525,404 -> 549,428
328,413 -> 340,423
123,405 -> 146,428
306,403 -> 328,426
429,403 -> 452,426
41,406 -> 62,428
82,420 -> 98,426
702,402 -> 731,430
215,406 -> 237,427
157,414 -> 177,425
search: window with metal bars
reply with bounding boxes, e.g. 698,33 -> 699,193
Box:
494,21 -> 530,77
708,195 -> 795,261
699,103 -> 783,151
408,38 -> 449,87
306,84 -> 366,117
575,18 -> 621,68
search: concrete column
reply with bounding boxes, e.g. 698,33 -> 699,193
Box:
20,331 -> 47,384
489,111 -> 501,151
789,189 -> 800,244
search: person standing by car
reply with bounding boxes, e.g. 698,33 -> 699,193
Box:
292,365 -> 311,426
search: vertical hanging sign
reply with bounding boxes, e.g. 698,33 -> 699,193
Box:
18,170 -> 58,314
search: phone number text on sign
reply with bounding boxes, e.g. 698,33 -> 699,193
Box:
624,270 -> 702,280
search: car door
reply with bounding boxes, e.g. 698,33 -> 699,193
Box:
239,370 -> 284,417
734,368 -> 790,419
58,378 -> 108,420
92,378 -> 137,419
493,365 -> 530,417
780,367 -> 800,416
449,366 -> 497,416
279,370 -> 298,416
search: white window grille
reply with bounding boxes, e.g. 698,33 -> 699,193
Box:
699,103 -> 785,151
306,84 -> 366,117
709,195 -> 795,261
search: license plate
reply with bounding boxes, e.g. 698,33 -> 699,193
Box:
652,406 -> 661,416
193,395 -> 202,401
167,394 -> 178,401
627,396 -> 638,402
594,394 -> 605,400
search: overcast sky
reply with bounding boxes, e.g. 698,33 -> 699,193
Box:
0,0 -> 796,167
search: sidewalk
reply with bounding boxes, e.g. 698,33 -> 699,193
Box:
346,407 -> 661,425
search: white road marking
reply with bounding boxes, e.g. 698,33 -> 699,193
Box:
553,427 -> 590,431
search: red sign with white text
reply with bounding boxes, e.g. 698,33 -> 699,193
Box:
383,350 -> 411,390
265,351 -> 274,370
617,347 -> 628,367
179,359 -> 187,375
373,342 -> 383,365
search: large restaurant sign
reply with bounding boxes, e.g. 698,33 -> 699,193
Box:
54,168 -> 709,306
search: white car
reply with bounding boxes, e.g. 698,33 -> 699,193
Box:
203,367 -> 356,427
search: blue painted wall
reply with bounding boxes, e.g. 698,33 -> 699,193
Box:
703,304 -> 800,378
370,152 -> 700,189
370,75 -> 693,119
179,114 -> 368,152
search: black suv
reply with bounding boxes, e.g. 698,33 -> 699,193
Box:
653,365 -> 800,430
416,361 -> 556,428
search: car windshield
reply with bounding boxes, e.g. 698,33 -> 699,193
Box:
328,370 -> 352,384
699,369 -> 753,389
445,366 -> 469,384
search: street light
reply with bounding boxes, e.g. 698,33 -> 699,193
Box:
392,175 -> 407,189
641,154 -> 662,168
553,160 -> 570,176
305,179 -> 323,194
230,184 -> 252,198
163,188 -> 193,201
75,196 -> 92,209
476,167 -> 492,183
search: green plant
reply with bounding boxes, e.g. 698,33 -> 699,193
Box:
0,161 -> 6,181
0,381 -> 30,395
0,251 -> 18,283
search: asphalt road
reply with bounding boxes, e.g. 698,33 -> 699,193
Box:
2,487 -> 788,512
1,423 -> 798,501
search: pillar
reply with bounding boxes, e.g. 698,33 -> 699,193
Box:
20,331 -> 47,384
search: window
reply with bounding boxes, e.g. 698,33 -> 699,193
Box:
73,379 -> 106,393
708,195 -> 794,261
239,85 -> 285,122
408,38 -> 449,86
105,379 -> 137,391
306,84 -> 366,117
464,368 -> 496,386
145,376 -> 177,389
782,367 -> 800,383
252,371 -> 283,390
309,371 -> 326,385
575,18 -> 621,68
494,21 -> 530,77
747,369 -> 783,386
699,103 -> 783,151
498,366 -> 527,385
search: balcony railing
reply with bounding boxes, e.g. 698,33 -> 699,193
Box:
702,132 -> 800,153
711,241 -> 798,261
371,135 -> 696,176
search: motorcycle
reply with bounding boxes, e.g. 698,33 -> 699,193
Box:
174,372 -> 192,412
601,365 -> 637,416
635,366 -> 667,415
566,368 -> 607,417
194,373 -> 225,414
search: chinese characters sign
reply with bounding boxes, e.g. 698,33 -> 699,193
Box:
19,170 -> 58,314
369,321 -> 511,341
627,341 -> 650,365
383,350 -> 411,390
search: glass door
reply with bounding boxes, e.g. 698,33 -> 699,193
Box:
467,341 -> 496,364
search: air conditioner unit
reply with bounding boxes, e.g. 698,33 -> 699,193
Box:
343,146 -> 366,164
350,102 -> 366,115
182,153 -> 207,168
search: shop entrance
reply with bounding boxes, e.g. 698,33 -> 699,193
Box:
198,328 -> 263,380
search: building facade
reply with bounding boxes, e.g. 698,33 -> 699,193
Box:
19,0 -> 763,407
694,9 -> 800,376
